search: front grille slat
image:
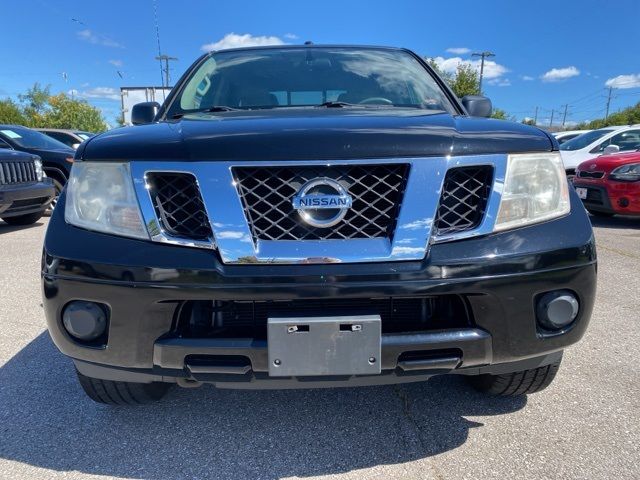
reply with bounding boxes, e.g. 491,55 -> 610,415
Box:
146,172 -> 213,239
233,164 -> 409,241
433,166 -> 493,235
0,160 -> 37,185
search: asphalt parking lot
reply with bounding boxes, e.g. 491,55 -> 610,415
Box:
0,216 -> 638,480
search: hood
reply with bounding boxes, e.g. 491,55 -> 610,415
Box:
81,109 -> 554,161
577,151 -> 640,173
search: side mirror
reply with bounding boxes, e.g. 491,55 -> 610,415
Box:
602,144 -> 620,155
461,95 -> 492,118
131,102 -> 160,125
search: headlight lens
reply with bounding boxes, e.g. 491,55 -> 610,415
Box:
610,163 -> 640,182
33,158 -> 43,182
65,162 -> 149,240
494,153 -> 570,232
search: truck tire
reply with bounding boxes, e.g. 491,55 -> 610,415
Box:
1,211 -> 44,226
468,357 -> 562,396
76,370 -> 171,405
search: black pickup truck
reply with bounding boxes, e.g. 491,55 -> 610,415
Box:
1,149 -> 54,225
42,45 -> 596,405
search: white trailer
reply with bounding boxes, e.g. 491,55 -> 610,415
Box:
120,87 -> 172,125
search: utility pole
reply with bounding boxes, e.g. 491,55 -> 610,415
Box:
605,86 -> 614,121
549,109 -> 555,128
472,51 -> 495,95
155,54 -> 178,87
561,104 -> 569,127
534,106 -> 538,125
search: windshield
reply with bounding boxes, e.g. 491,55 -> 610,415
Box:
169,47 -> 455,116
560,129 -> 613,151
0,127 -> 70,150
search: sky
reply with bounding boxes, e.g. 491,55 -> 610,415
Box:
1,0 -> 639,128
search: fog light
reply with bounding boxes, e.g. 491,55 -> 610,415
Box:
618,197 -> 630,208
62,301 -> 108,341
536,290 -> 579,331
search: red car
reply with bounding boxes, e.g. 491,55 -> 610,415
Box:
573,151 -> 640,216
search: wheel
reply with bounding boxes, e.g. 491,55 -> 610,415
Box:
76,370 -> 171,405
467,356 -> 562,396
587,209 -> 614,218
48,178 -> 64,211
1,210 -> 44,226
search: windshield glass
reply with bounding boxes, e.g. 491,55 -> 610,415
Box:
0,127 -> 70,150
170,47 -> 454,115
560,129 -> 613,151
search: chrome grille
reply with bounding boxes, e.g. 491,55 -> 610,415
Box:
232,164 -> 409,241
434,166 -> 493,235
0,160 -> 37,185
146,172 -> 212,239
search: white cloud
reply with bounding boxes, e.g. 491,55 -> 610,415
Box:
109,59 -> 123,67
201,33 -> 285,52
521,75 -> 534,81
488,78 -> 511,87
446,47 -> 471,55
284,33 -> 299,40
540,66 -> 580,82
77,29 -> 123,48
605,73 -> 640,89
74,87 -> 120,101
430,56 -> 509,79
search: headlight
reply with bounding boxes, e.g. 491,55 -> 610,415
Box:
65,162 -> 149,240
33,158 -> 44,182
609,163 -> 640,182
494,152 -> 570,232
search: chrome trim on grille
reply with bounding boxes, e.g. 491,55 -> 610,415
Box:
130,155 -> 506,264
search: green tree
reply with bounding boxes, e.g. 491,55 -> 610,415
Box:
39,94 -> 107,132
0,99 -> 28,125
575,102 -> 640,129
18,82 -> 51,126
490,108 -> 509,120
450,63 -> 480,98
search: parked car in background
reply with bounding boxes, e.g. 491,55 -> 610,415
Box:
573,151 -> 640,217
36,129 -> 95,150
0,149 -> 55,225
552,129 -> 590,145
0,125 -> 75,208
560,125 -> 640,174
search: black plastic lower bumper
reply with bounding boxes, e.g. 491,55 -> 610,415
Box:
0,179 -> 55,218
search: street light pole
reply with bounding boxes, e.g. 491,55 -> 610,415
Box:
472,51 -> 495,95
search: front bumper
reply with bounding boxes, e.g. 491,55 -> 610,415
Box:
43,190 -> 596,388
0,179 -> 55,218
573,179 -> 640,215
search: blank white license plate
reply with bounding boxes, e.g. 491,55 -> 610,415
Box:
267,315 -> 381,377
575,187 -> 588,199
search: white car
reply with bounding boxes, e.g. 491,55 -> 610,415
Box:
560,125 -> 640,172
552,129 -> 591,145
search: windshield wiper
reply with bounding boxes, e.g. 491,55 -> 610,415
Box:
316,101 -> 355,108
172,106 -> 240,119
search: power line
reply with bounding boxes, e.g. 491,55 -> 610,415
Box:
152,0 -> 167,91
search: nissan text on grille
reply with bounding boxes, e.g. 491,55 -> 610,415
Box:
42,45 -> 596,404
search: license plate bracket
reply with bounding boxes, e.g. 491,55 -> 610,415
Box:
267,315 -> 382,377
